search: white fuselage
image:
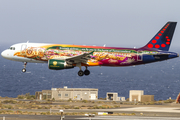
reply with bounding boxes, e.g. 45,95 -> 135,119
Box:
1,43 -> 48,63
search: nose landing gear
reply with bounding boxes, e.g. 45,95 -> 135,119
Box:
22,62 -> 27,73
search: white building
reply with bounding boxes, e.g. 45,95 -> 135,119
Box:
35,86 -> 98,100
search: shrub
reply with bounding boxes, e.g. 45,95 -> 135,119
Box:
3,105 -> 13,109
46,111 -> 50,115
164,99 -> 175,103
92,105 -> 99,109
68,98 -> 72,102
81,105 -> 86,107
74,107 -> 80,109
7,105 -> 13,109
17,93 -> 35,100
17,110 -> 23,114
41,112 -> 46,115
17,95 -> 25,99
131,113 -> 136,115
112,101 -> 117,104
114,105 -> 120,108
97,101 -> 103,104
0,110 -> 6,114
149,102 -> 155,105
99,97 -> 106,100
2,100 -> 17,104
157,101 -> 162,104
82,100 -> 87,103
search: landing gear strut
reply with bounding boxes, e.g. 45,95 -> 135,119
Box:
22,62 -> 27,73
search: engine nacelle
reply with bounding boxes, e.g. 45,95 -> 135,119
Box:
48,59 -> 74,70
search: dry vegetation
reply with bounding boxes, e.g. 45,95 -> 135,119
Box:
0,99 -> 121,110
0,110 -> 136,116
0,95 -> 176,116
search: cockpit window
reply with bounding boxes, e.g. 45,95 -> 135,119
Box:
10,47 -> 15,50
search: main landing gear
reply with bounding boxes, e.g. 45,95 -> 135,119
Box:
22,62 -> 27,73
78,69 -> 90,76
77,64 -> 90,76
84,67 -> 90,75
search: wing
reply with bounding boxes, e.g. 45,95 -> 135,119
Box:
65,51 -> 94,65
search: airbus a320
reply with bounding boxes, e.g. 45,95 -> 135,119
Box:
1,22 -> 179,76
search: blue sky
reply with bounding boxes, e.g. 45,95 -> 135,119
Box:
0,0 -> 180,49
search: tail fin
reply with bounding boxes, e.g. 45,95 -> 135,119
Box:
142,22 -> 177,51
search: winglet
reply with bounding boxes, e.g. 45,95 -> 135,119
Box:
89,51 -> 94,55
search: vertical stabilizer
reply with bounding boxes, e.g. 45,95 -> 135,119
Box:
142,22 -> 177,51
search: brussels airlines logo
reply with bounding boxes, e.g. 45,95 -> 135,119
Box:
53,61 -> 57,66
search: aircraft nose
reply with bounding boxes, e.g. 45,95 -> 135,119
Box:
1,50 -> 10,59
1,50 -> 6,58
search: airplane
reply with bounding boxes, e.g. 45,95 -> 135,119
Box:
1,22 -> 179,76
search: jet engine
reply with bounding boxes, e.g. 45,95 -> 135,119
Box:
48,59 -> 74,70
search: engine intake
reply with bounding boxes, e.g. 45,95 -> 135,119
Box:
48,59 -> 74,70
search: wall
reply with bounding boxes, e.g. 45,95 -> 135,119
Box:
129,90 -> 144,101
51,89 -> 98,100
141,95 -> 154,102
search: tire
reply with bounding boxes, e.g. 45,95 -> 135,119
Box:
84,70 -> 90,75
22,68 -> 26,73
78,70 -> 84,76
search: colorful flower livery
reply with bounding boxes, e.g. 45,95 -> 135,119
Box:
14,44 -> 140,66
1,22 -> 179,76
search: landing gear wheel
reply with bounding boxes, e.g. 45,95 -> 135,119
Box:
78,70 -> 84,76
84,70 -> 90,76
22,68 -> 26,73
22,62 -> 27,73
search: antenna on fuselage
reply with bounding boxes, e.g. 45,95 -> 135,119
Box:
103,44 -> 106,47
27,41 -> 29,43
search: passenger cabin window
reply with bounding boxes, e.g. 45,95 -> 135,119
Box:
10,47 -> 15,50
